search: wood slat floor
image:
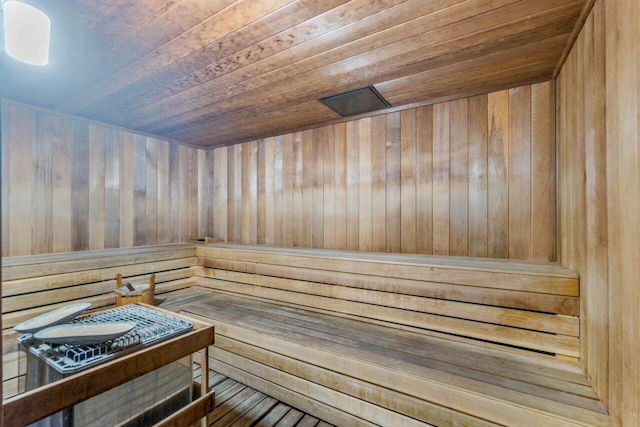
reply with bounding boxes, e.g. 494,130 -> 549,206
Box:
194,364 -> 335,427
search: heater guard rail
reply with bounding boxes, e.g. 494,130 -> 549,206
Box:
2,305 -> 215,427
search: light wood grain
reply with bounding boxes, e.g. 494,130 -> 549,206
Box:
195,243 -> 580,356
400,109 -> 417,253
0,103 -> 209,257
487,90 -> 510,258
301,131 -> 314,248
371,115 -> 386,252
468,95 -> 489,257
385,112 -> 401,253
557,0 -> 640,424
415,105 -> 433,254
120,132 -> 135,247
32,112 -> 53,255
345,122 -> 360,251
211,337 -> 493,427
273,136 -> 284,246
213,147 -> 228,241
358,118 -> 373,252
196,246 -> 578,294
171,291 -> 613,426
265,137 -> 276,245
333,124 -> 347,251
531,81 -> 556,261
158,139 -> 171,244
206,83 -> 553,259
283,135 -> 294,247
321,127 -> 334,249
205,256 -> 578,316
432,102 -> 450,255
449,98 -> 469,256
146,138 -> 159,245
1,244 -> 198,328
508,85 -> 532,260
71,120 -> 90,251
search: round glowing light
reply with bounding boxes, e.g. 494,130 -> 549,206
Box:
3,1 -> 51,66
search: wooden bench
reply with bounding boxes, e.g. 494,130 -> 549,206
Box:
1,243 -> 615,426
156,243 -> 612,426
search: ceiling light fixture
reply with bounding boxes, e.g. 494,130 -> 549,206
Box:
2,0 -> 51,65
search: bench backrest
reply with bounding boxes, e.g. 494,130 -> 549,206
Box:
2,244 -> 198,329
1,242 -> 581,359
196,244 -> 580,358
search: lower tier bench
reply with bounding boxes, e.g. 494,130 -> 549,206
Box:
160,289 -> 613,427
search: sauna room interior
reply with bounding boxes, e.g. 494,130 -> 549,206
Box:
1,0 -> 638,426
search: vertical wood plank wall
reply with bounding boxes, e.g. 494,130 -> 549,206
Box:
209,81 -> 557,261
1,102 -> 208,257
557,0 -> 639,424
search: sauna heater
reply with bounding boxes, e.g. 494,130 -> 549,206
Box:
18,304 -> 194,427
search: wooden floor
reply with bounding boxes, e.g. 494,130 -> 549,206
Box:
195,365 -> 335,427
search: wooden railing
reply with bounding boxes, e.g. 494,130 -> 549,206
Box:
3,306 -> 214,427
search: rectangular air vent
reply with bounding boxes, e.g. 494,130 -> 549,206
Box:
318,85 -> 391,117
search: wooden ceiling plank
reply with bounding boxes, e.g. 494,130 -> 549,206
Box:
166,41 -> 562,145
59,0 -> 296,113
114,0 -> 469,127
384,51 -> 564,105
144,1 -> 579,136
220,0 -> 575,104
191,41 -> 562,136
84,0 -> 359,122
97,0 -> 239,68
376,33 -> 570,95
188,102 -> 336,147
187,62 -> 556,148
176,53 -> 559,146
135,0 -> 578,134
383,59 -> 559,107
123,0 -> 526,130
202,69 -> 556,149
245,15 -> 573,115
54,0 -> 239,106
109,0 -> 229,42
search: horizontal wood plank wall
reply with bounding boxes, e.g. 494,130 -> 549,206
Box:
1,244 -> 198,330
1,102 -> 210,257
557,0 -> 640,424
210,82 -> 556,261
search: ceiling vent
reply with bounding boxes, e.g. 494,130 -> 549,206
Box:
318,85 -> 391,117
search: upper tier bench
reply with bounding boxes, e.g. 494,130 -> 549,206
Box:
195,244 -> 580,356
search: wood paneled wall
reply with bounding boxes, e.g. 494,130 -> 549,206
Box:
208,82 -> 556,261
1,102 -> 208,257
557,0 -> 640,424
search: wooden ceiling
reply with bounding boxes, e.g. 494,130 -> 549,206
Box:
1,0 -> 585,148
